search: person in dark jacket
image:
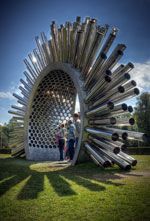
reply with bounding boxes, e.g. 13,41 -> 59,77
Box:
56,124 -> 67,161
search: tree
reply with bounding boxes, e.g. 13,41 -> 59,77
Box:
134,92 -> 150,137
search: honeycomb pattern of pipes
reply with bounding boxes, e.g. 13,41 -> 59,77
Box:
28,70 -> 76,149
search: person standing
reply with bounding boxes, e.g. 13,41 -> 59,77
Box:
67,120 -> 76,161
73,113 -> 81,148
56,124 -> 66,161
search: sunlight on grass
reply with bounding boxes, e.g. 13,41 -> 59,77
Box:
0,155 -> 149,221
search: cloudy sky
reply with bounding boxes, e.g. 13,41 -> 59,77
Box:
0,0 -> 150,124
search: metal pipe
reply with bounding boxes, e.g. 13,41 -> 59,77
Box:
20,79 -> 32,92
118,151 -> 137,166
8,110 -> 25,117
65,22 -> 72,62
13,93 -> 28,104
19,86 -> 29,99
99,44 -> 126,74
123,80 -> 137,91
86,101 -> 114,117
95,103 -> 128,117
23,71 -> 34,86
23,59 -> 37,80
84,53 -> 107,90
89,117 -> 116,126
50,21 -> 59,61
85,142 -> 111,167
28,53 -> 41,75
97,148 -> 131,170
105,73 -> 131,92
102,139 -> 127,151
88,135 -> 120,154
85,127 -> 119,141
35,36 -> 47,66
41,32 -> 53,63
85,74 -> 112,102
100,127 -> 128,140
112,62 -> 134,78
11,105 -> 26,112
80,19 -> 97,70
82,27 -> 106,75
89,85 -> 125,108
70,17 -> 81,64
113,88 -> 140,105
33,49 -> 43,71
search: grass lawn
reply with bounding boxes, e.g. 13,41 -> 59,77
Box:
0,154 -> 150,221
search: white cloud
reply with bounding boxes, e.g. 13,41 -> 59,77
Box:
0,91 -> 15,100
130,60 -> 150,92
0,82 -> 22,101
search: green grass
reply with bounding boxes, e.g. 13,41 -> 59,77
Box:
0,155 -> 150,221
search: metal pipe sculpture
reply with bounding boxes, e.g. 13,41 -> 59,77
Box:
9,16 -> 148,169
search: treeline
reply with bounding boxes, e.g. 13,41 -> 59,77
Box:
0,92 -> 150,149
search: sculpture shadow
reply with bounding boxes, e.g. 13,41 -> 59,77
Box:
0,157 -> 136,200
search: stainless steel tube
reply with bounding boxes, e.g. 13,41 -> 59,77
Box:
88,135 -> 120,154
118,151 -> 137,166
85,127 -> 119,141
85,142 -> 111,167
86,101 -> 114,116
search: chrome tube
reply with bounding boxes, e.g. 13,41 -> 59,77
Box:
62,26 -> 68,62
85,142 -> 111,167
33,49 -> 43,71
106,73 -> 131,92
118,151 -> 137,166
112,62 -> 134,78
101,127 -> 128,140
73,30 -> 83,65
86,101 -> 114,117
12,116 -> 25,121
80,21 -> 97,72
103,139 -> 127,151
19,86 -> 29,99
99,44 -> 126,74
89,85 -> 125,108
35,36 -> 47,66
85,127 -> 119,141
85,74 -> 112,102
20,79 -> 32,92
113,88 -> 140,105
84,53 -> 107,90
23,71 -> 35,85
8,110 -> 25,117
70,18 -> 81,64
11,105 -> 26,112
40,32 -> 52,64
123,80 -> 137,91
50,21 -> 59,61
89,117 -> 116,126
82,28 -> 105,75
97,148 -> 131,170
28,53 -> 40,75
112,64 -> 125,77
115,118 -> 135,126
13,93 -> 28,104
75,28 -> 86,68
105,103 -> 128,117
100,27 -> 118,54
23,59 -> 37,80
88,135 -> 120,154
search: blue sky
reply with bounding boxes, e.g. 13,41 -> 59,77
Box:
0,0 -> 150,124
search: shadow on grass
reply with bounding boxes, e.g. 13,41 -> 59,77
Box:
0,156 -> 136,200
